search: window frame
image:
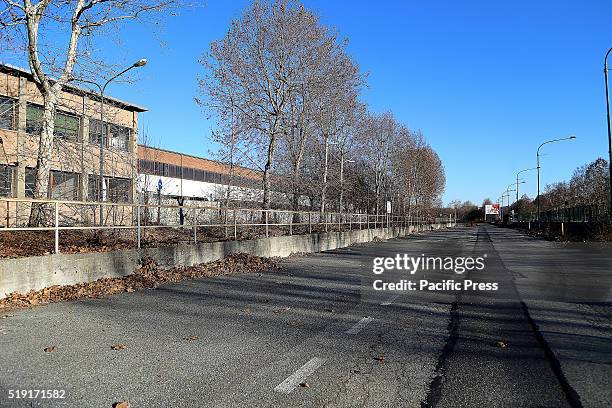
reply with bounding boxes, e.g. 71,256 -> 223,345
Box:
0,96 -> 16,131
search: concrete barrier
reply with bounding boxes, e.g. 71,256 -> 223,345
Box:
0,223 -> 454,298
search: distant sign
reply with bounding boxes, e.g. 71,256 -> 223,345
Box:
485,204 -> 500,215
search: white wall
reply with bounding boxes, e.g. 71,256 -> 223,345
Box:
137,174 -> 265,202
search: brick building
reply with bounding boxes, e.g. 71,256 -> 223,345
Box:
0,63 -> 145,203
137,145 -> 263,205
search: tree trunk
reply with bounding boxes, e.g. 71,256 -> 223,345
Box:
262,134 -> 277,212
28,94 -> 57,227
320,135 -> 329,215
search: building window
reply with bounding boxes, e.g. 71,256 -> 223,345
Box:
107,177 -> 131,203
89,119 -> 130,151
25,167 -> 36,198
109,124 -> 130,151
50,170 -> 80,200
0,164 -> 12,197
89,118 -> 106,146
27,105 -> 82,140
0,96 -> 16,130
54,111 -> 80,141
26,104 -> 44,135
87,174 -> 131,203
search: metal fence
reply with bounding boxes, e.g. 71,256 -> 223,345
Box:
0,197 -> 454,254
515,203 -> 610,223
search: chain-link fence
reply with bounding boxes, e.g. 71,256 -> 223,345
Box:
515,203 -> 610,223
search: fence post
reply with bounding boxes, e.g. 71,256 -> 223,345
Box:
234,209 -> 237,239
349,214 -> 352,230
308,212 -> 312,234
137,204 -> 141,249
54,201 -> 59,254
265,210 -> 269,238
193,207 -> 197,244
289,212 -> 293,236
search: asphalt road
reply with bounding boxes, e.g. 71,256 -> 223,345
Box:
0,225 -> 610,408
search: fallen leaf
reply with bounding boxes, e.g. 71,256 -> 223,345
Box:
299,382 -> 310,388
183,335 -> 198,342
44,346 -> 56,353
111,343 -> 127,351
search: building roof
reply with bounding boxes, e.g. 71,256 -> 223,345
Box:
0,63 -> 148,113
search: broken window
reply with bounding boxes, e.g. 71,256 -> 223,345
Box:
0,96 -> 16,130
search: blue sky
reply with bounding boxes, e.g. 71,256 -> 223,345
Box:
3,0 -> 612,205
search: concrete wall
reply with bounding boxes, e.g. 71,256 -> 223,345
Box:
0,222 -> 454,298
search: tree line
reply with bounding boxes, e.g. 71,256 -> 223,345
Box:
198,0 -> 445,216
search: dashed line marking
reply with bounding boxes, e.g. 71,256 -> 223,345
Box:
381,294 -> 399,306
274,357 -> 326,394
345,317 -> 373,334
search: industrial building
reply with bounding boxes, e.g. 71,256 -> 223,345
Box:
0,63 -> 265,210
0,63 -> 143,203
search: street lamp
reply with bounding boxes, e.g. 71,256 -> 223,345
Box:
321,139 -> 338,215
77,59 -> 147,224
516,168 -> 536,204
604,47 -> 612,218
536,136 -> 576,225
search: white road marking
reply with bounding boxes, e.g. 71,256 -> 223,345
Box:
274,357 -> 326,394
381,294 -> 399,306
345,317 -> 373,334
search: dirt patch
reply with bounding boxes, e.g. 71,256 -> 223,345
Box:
0,224 -> 354,259
0,253 -> 278,310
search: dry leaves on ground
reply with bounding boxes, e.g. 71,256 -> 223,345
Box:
0,254 -> 278,311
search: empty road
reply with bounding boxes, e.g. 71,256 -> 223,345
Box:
0,225 -> 610,407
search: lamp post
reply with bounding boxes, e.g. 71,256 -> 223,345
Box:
502,188 -> 516,222
320,139 -> 338,215
536,136 -> 576,225
604,47 -> 612,219
516,168 -> 536,203
78,59 -> 147,224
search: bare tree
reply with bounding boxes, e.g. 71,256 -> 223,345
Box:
200,0 -> 321,211
1,0 -> 185,225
